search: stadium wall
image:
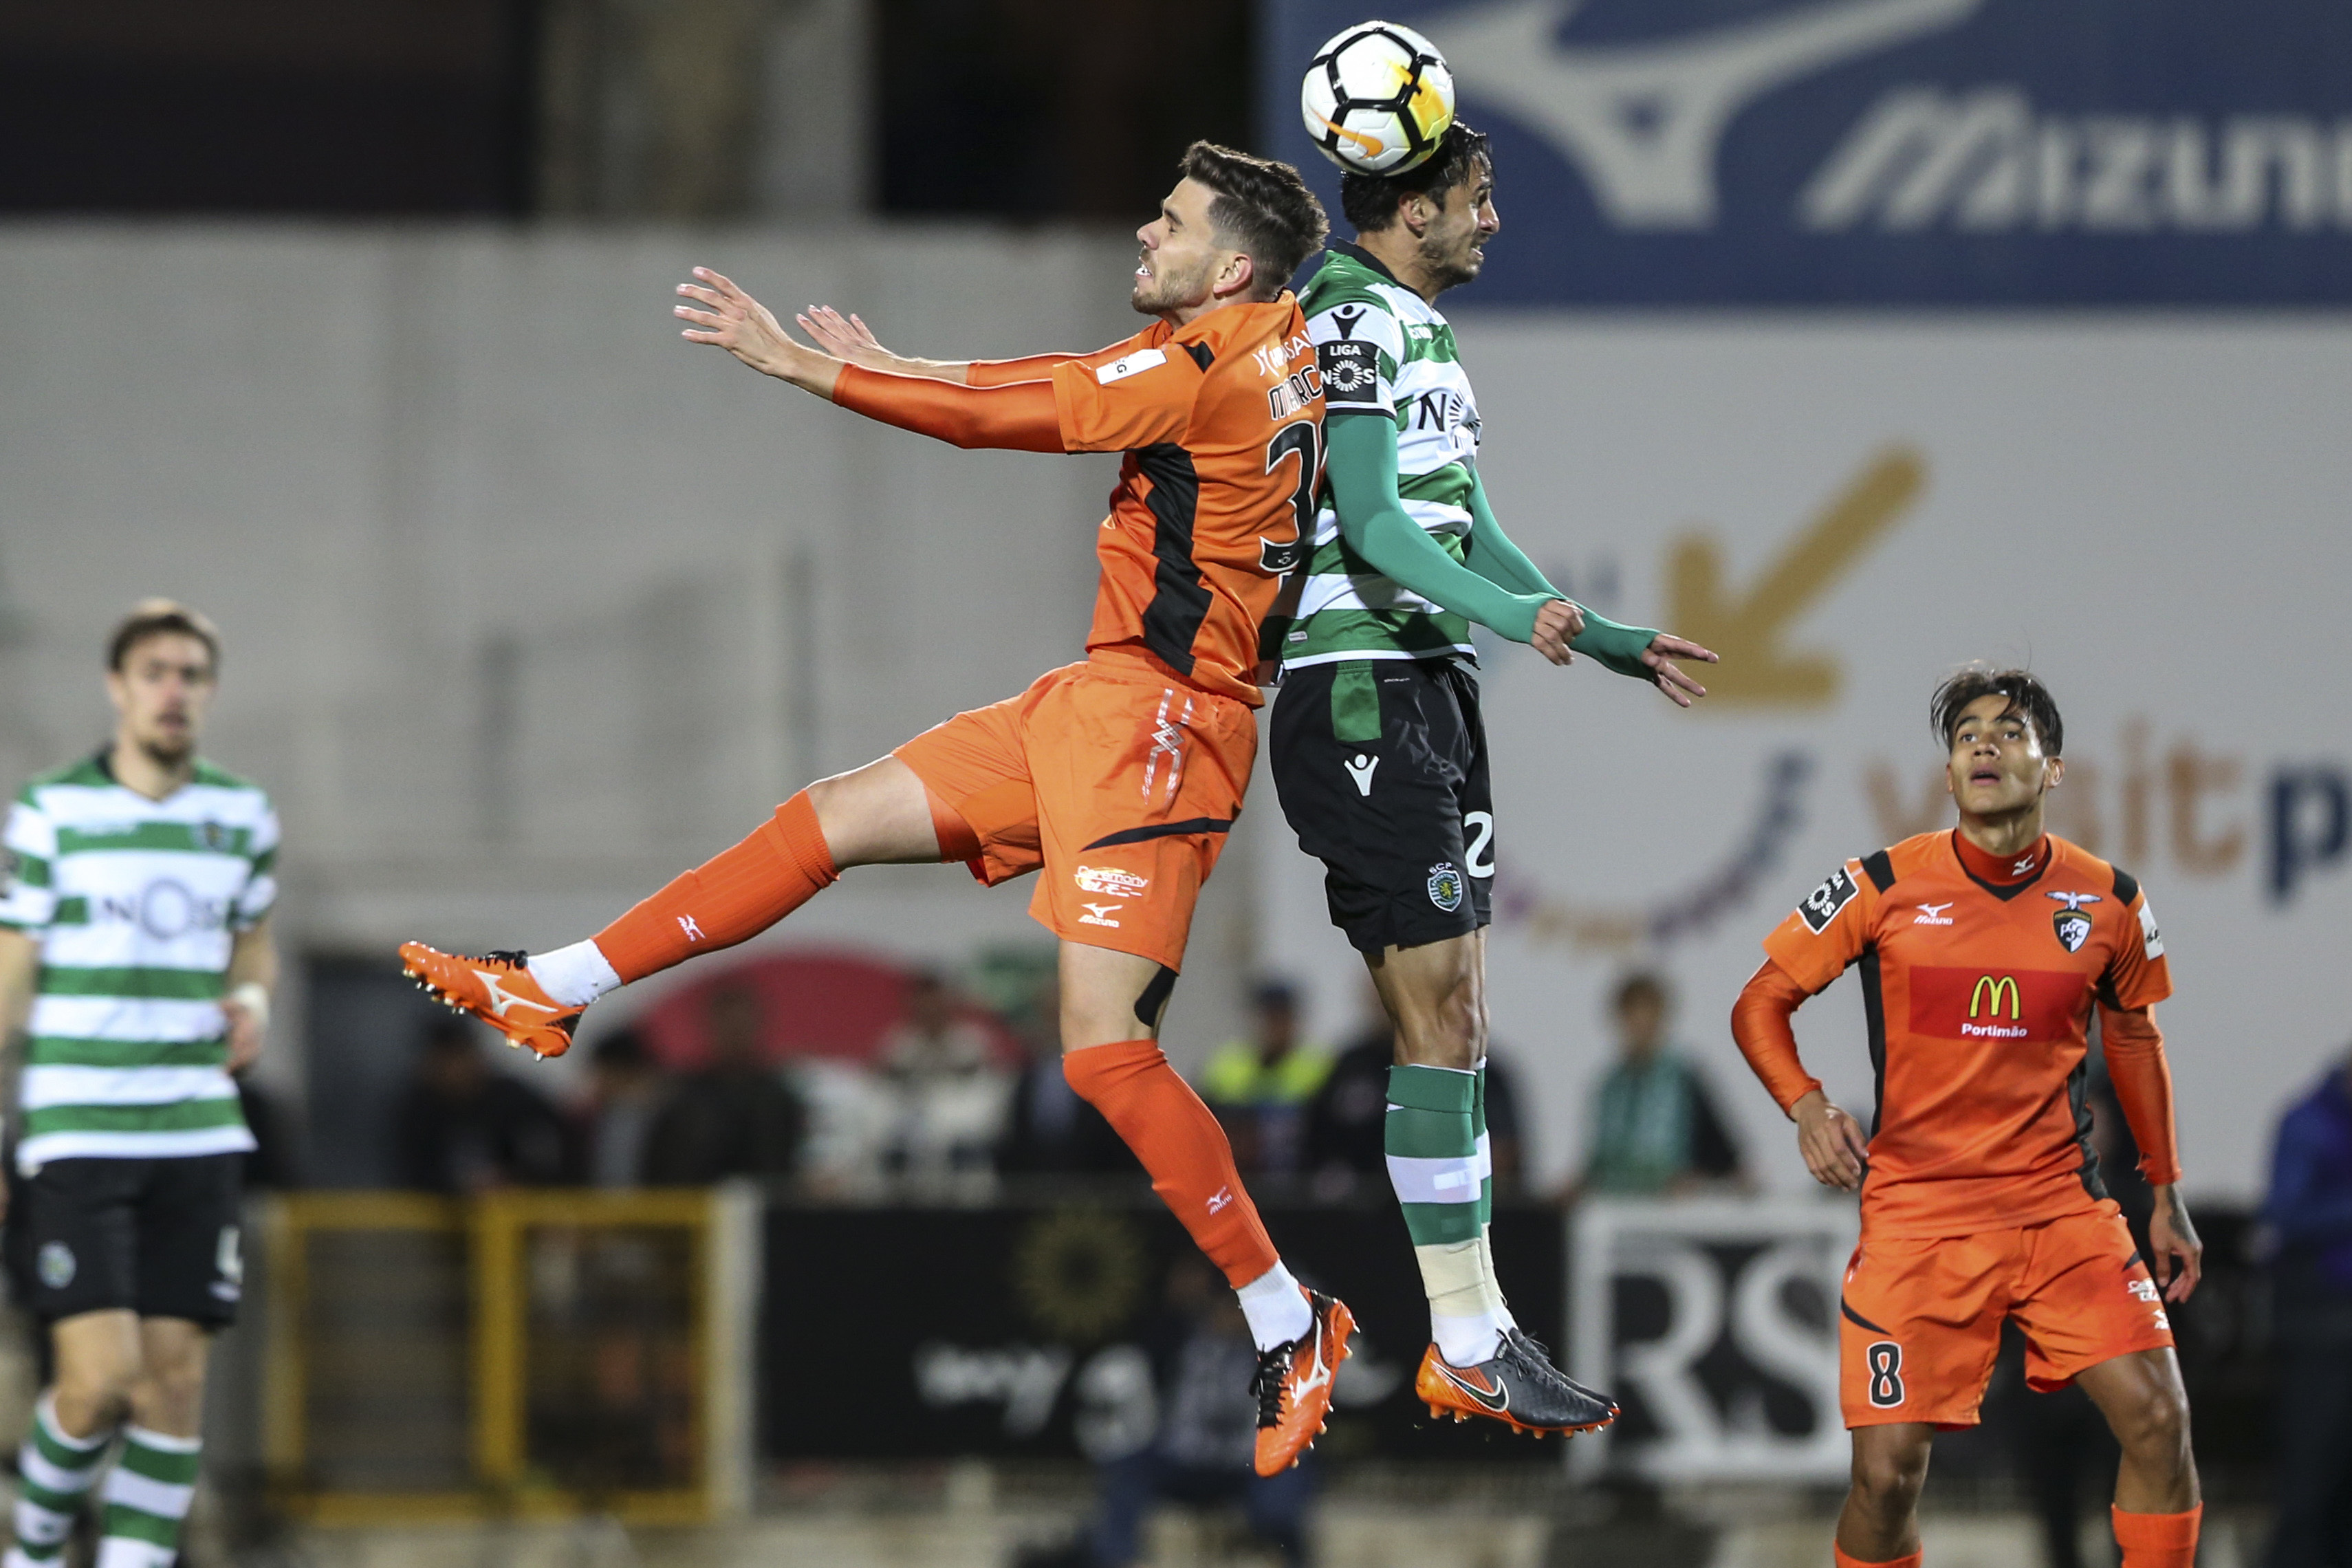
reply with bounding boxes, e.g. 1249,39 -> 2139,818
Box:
2,225 -> 2344,1200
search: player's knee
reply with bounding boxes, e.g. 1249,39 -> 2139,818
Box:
2112,1381 -> 2192,1464
52,1362 -> 137,1430
1850,1440 -> 1930,1510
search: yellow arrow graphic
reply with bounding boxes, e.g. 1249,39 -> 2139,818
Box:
1666,446 -> 1925,708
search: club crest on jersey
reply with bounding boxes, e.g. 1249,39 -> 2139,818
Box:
1427,862 -> 1465,913
1798,867 -> 1860,933
2047,891 -> 2102,953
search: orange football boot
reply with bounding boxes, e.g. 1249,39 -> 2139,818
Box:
1415,1331 -> 1618,1437
1250,1288 -> 1355,1476
399,945 -> 582,1058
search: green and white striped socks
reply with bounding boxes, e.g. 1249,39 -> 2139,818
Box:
8,1394 -> 109,1568
1386,1064 -> 1507,1366
95,1426 -> 202,1568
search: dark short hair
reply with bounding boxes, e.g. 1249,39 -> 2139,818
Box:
1179,142 -> 1329,298
1613,971 -> 1669,1015
1931,665 -> 2064,756
1340,121 -> 1494,234
108,598 -> 221,673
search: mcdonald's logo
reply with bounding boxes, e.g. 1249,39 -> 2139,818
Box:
1969,975 -> 2022,1021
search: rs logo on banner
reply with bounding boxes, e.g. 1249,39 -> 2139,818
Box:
1571,1199 -> 1857,1481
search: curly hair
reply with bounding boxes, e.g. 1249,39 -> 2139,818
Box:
1930,664 -> 2063,756
1178,142 -> 1330,298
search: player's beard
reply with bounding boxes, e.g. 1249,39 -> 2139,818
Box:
1131,252 -> 1215,316
137,722 -> 194,770
1417,227 -> 1484,294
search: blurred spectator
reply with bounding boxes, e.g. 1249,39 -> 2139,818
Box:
571,1027 -> 672,1188
997,977 -> 1140,1179
1019,1256 -> 1314,1568
1199,981 -> 1331,1177
642,986 -> 804,1184
2263,1045 -> 2352,1568
1569,972 -> 1745,1201
1304,977 -> 1527,1199
391,1015 -> 569,1193
878,970 -> 1012,1181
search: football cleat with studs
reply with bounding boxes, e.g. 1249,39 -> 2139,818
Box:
398,944 -> 582,1059
1416,1330 -> 1618,1438
1250,1288 -> 1355,1477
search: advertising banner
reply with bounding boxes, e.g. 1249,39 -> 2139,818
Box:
1264,0 -> 2352,303
1571,1198 -> 1856,1481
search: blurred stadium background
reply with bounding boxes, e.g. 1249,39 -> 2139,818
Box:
3,1 -> 2349,1565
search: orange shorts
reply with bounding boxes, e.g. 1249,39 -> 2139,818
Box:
1838,1202 -> 2174,1429
895,657 -> 1257,972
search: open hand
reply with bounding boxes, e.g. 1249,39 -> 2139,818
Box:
1642,632 -> 1718,708
1792,1089 -> 1869,1190
795,306 -> 896,369
2149,1186 -> 2203,1303
676,268 -> 834,391
1530,599 -> 1584,666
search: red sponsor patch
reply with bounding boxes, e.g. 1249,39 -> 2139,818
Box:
1908,966 -> 2082,1043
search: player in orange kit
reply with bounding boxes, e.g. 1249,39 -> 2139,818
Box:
1730,667 -> 2203,1568
400,144 -> 1351,1476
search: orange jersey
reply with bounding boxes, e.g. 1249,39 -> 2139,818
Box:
1759,831 -> 2173,1239
1049,297 -> 1323,706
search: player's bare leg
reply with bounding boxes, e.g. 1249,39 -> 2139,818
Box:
21,1313 -> 212,1568
1838,1422 -> 1933,1565
1371,930 -> 1615,1435
1055,939 -> 1351,1474
2078,1348 -> 2202,1566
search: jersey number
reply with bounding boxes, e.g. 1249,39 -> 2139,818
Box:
1865,1341 -> 1904,1408
1259,422 -> 1322,576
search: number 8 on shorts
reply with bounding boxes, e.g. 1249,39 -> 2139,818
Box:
1865,1341 -> 1905,1409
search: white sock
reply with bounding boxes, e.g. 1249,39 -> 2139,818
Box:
528,941 -> 623,1008
1477,1227 -> 1518,1335
1235,1261 -> 1313,1352
1417,1237 -> 1506,1366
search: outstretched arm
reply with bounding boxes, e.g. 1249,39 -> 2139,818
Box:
1461,468 -> 1718,704
2102,1003 -> 2202,1302
796,306 -> 1085,386
1732,958 -> 1871,1190
1325,415 -> 1578,660
677,269 -> 1063,451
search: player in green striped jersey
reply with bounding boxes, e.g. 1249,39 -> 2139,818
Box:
1270,124 -> 1713,1436
0,602 -> 277,1568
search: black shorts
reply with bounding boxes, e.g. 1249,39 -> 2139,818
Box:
10,1155 -> 245,1327
1270,657 -> 1494,954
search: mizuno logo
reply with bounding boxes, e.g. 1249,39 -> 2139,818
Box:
474,970 -> 552,1020
1207,1186 -> 1235,1215
1913,902 -> 1954,924
677,915 -> 706,941
1079,903 -> 1122,928
1343,754 -> 1380,796
2012,853 -> 2037,875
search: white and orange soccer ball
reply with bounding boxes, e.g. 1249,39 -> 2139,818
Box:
1299,20 -> 1457,176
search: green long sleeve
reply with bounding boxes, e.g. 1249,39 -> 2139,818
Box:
1325,414 -> 1554,644
1462,467 -> 1661,680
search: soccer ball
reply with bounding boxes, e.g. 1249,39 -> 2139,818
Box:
1300,20 -> 1456,175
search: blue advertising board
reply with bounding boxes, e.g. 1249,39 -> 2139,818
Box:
1263,0 -> 2352,303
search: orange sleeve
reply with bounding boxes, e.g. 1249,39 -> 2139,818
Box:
832,364 -> 1064,453
1731,959 -> 1825,1115
1051,341 -> 1204,453
2100,1003 -> 2183,1186
966,353 -> 1090,387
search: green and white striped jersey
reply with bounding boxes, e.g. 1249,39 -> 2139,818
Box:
1283,243 -> 1483,671
0,755 -> 275,1170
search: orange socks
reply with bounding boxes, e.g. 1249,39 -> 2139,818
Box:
1833,1547 -> 1919,1568
2113,1505 -> 2201,1568
1063,1040 -> 1280,1288
593,792 -> 839,983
